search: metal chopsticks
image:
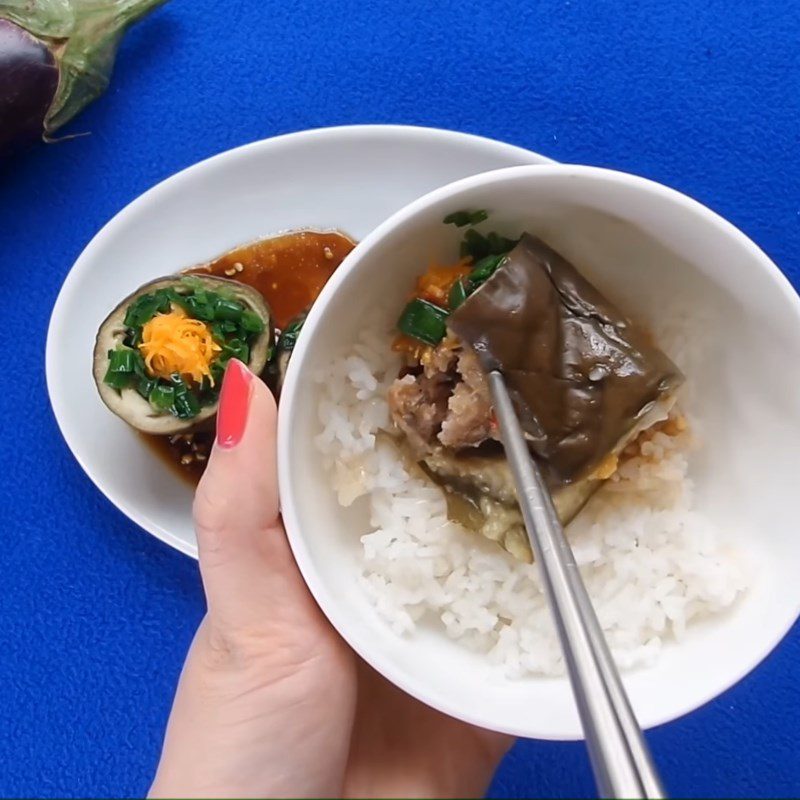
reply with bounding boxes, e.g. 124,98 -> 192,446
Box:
487,370 -> 666,800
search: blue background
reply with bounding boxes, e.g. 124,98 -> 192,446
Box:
1,0 -> 798,796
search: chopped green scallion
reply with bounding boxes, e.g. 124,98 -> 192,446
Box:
469,254 -> 505,286
460,228 -> 490,260
210,322 -> 226,343
102,369 -> 129,390
149,384 -> 175,410
107,347 -> 137,373
443,209 -> 489,227
135,376 -> 157,399
397,298 -> 449,346
169,373 -> 189,391
448,278 -> 470,310
240,310 -> 265,334
178,294 -> 215,321
172,391 -> 200,419
459,228 -> 519,261
123,292 -> 171,328
213,298 -> 245,322
223,339 -> 249,363
278,312 -> 306,352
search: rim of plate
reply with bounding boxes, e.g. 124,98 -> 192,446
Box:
45,125 -> 553,557
278,162 -> 800,740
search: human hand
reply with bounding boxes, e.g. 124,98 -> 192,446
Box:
149,360 -> 512,798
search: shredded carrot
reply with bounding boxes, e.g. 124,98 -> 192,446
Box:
414,259 -> 472,306
139,306 -> 222,385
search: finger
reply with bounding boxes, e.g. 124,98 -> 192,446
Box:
193,359 -> 302,631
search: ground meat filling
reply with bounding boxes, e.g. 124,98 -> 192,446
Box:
387,373 -> 451,452
388,336 -> 496,454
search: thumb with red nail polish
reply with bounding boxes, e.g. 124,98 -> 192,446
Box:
150,360 -> 356,798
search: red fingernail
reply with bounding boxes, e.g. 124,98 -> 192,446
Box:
216,359 -> 253,449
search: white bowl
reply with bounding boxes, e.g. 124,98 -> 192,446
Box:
46,125 -> 551,556
279,164 -> 800,739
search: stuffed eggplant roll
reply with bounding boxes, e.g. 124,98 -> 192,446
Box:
93,275 -> 272,434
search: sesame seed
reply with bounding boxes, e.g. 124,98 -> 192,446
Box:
195,453 -> 207,462
224,267 -> 236,276
323,246 -> 333,260
180,454 -> 194,466
233,262 -> 244,272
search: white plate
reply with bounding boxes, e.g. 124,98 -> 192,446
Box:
46,125 -> 552,557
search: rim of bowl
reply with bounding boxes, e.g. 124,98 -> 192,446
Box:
278,162 -> 800,739
45,124 -> 552,558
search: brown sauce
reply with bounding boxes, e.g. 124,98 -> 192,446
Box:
141,229 -> 356,485
145,430 -> 213,485
188,229 -> 355,329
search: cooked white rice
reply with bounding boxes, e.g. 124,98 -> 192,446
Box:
314,326 -> 747,677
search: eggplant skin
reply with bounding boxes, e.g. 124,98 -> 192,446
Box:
0,19 -> 58,158
449,234 -> 684,486
93,275 -> 274,435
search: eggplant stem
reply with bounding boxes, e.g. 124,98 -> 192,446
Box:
112,0 -> 170,26
0,0 -> 171,135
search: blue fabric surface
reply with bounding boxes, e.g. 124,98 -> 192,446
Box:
1,0 -> 799,796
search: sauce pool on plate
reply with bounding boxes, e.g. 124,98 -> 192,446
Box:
189,229 -> 355,329
143,229 -> 356,484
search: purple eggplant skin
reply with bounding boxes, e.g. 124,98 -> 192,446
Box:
0,0 -> 168,160
0,19 -> 58,158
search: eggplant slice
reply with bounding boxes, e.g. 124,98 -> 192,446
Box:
93,275 -> 273,435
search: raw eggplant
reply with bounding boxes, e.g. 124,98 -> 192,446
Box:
1,0 -> 167,158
